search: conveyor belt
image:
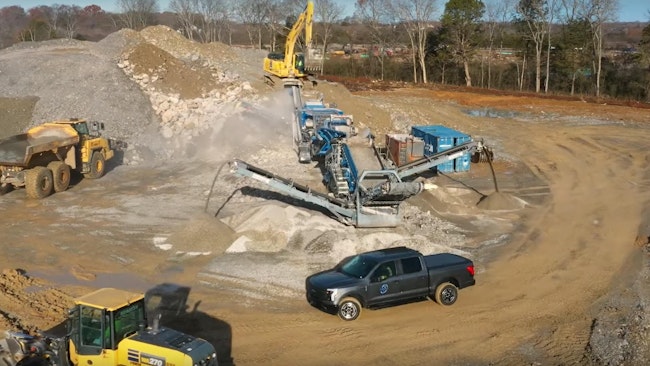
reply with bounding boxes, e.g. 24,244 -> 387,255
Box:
229,159 -> 357,225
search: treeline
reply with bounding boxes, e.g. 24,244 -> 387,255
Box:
0,0 -> 649,102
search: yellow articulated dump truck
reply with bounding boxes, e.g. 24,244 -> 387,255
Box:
0,118 -> 114,199
0,287 -> 218,366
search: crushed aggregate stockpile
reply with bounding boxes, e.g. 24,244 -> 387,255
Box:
477,192 -> 527,210
0,97 -> 38,138
116,25 -> 279,163
122,42 -> 219,99
162,213 -> 237,256
0,38 -> 156,144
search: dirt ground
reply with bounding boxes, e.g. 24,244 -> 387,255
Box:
1,30 -> 649,366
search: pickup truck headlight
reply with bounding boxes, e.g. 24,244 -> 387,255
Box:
326,289 -> 338,301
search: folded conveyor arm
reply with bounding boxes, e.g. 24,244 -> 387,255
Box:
229,159 -> 357,225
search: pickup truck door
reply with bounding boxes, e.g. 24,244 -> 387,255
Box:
366,260 -> 401,306
396,256 -> 429,299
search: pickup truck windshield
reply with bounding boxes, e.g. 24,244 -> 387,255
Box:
338,255 -> 378,278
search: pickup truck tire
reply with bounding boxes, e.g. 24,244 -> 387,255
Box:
338,297 -> 361,321
84,151 -> 105,179
48,161 -> 71,192
25,167 -> 53,199
434,282 -> 458,306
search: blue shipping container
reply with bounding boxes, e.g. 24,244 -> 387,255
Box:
411,125 -> 472,173
454,135 -> 471,172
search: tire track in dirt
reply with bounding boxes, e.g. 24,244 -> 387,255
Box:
468,124 -> 648,362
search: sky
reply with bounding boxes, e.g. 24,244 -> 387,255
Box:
1,0 -> 648,22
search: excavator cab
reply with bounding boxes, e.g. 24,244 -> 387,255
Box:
294,53 -> 306,74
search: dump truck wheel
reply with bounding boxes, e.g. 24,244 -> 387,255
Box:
84,151 -> 106,179
0,183 -> 12,195
25,167 -> 53,199
48,161 -> 71,192
434,282 -> 458,306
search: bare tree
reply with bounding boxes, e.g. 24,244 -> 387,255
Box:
315,0 -> 343,74
196,0 -> 225,43
170,0 -> 231,43
118,0 -> 159,30
543,0 -> 561,93
483,0 -> 514,88
392,0 -> 438,83
234,0 -> 270,48
216,0 -> 236,44
0,6 -> 27,48
640,13 -> 650,101
34,6 -> 58,38
57,5 -> 82,39
516,0 -> 549,92
356,0 -> 394,80
265,0 -> 285,52
578,0 -> 618,97
22,7 -> 50,41
169,0 -> 198,40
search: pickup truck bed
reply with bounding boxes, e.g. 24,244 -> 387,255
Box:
424,253 -> 472,269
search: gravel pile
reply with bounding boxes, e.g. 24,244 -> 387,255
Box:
0,38 -> 156,143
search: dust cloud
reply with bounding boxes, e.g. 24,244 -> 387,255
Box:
158,90 -> 294,163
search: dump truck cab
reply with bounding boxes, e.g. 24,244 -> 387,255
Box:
65,288 -> 217,366
47,119 -> 114,174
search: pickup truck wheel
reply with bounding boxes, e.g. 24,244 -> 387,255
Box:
84,151 -> 106,179
25,167 -> 53,199
48,161 -> 71,192
434,282 -> 458,306
338,297 -> 361,321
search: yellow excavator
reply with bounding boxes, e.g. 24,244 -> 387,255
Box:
263,0 -> 321,84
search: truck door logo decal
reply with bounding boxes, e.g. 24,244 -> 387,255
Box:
380,283 -> 388,295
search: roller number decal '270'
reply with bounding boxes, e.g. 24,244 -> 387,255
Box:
140,353 -> 166,366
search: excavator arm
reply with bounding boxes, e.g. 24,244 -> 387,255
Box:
283,1 -> 313,68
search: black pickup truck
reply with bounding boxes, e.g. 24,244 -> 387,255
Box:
305,246 -> 476,321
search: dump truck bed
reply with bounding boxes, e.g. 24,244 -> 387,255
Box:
0,124 -> 79,166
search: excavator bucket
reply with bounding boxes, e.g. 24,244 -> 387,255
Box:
304,47 -> 323,74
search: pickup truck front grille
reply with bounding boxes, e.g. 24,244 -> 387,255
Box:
307,285 -> 330,303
